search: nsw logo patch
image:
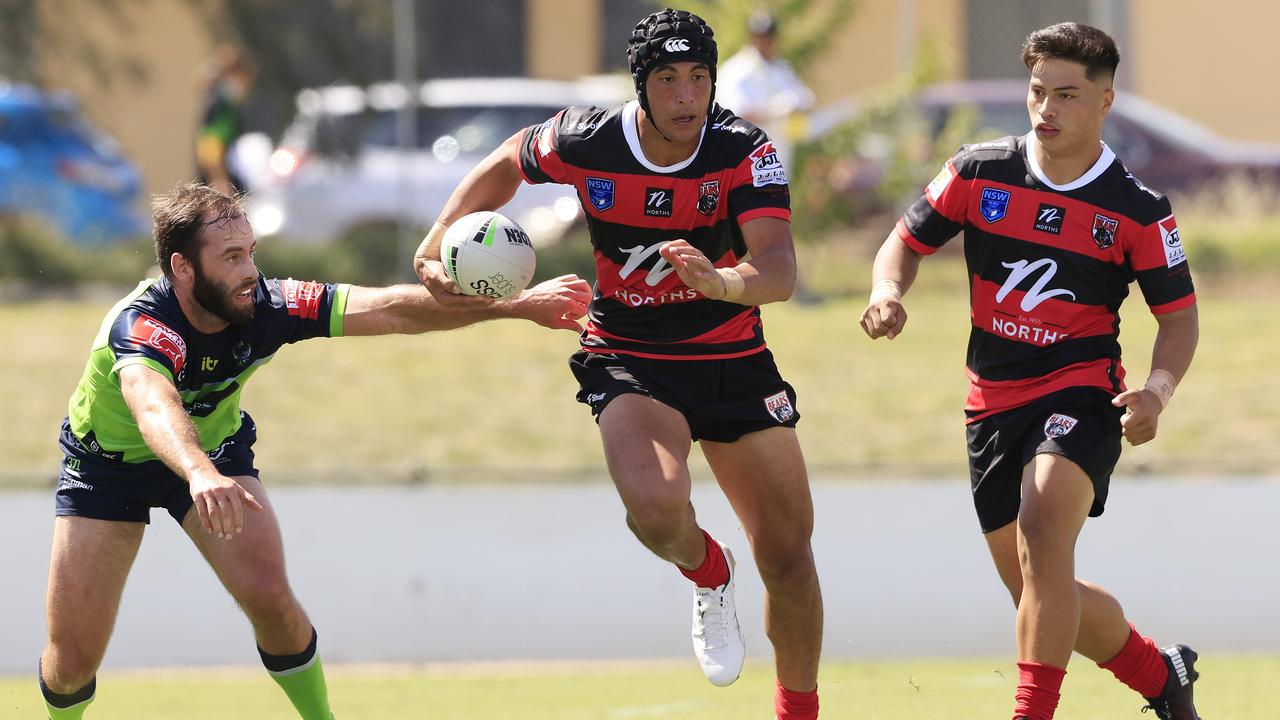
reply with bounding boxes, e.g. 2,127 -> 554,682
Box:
763,390 -> 795,423
980,188 -> 1011,223
1044,413 -> 1078,438
586,177 -> 615,212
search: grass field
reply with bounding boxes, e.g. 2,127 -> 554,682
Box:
2,656 -> 1273,719
2,256 -> 1278,485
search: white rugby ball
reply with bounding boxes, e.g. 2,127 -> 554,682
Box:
438,211 -> 536,299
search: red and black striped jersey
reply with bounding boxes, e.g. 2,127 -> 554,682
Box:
517,100 -> 790,359
897,134 -> 1196,421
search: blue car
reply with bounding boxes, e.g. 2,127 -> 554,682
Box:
0,82 -> 148,245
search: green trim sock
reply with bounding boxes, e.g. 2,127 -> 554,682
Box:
259,627 -> 335,720
39,660 -> 95,720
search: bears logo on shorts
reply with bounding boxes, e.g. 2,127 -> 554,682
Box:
1044,413 -> 1078,438
763,390 -> 794,423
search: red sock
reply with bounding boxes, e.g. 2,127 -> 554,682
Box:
1013,661 -> 1066,720
678,529 -> 729,589
775,679 -> 819,720
1097,623 -> 1169,698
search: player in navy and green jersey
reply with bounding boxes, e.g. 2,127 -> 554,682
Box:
65,274 -> 348,467
413,10 -> 822,720
38,184 -> 590,720
860,23 -> 1201,720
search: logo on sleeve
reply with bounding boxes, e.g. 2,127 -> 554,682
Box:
980,188 -> 1011,223
586,177 -> 615,211
281,279 -> 324,320
1044,413 -> 1078,438
697,180 -> 720,216
644,187 -> 674,217
749,142 -> 788,187
1033,203 -> 1065,234
1158,215 -> 1186,267
926,163 -> 955,202
536,119 -> 555,157
763,390 -> 795,423
1092,213 -> 1119,250
128,314 -> 187,374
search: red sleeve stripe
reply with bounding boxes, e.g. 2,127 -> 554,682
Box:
1149,293 -> 1197,315
737,207 -> 790,224
895,218 -> 938,256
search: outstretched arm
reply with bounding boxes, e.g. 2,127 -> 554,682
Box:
860,231 -> 924,340
119,364 -> 262,538
341,274 -> 591,336
413,131 -> 526,302
1111,304 -> 1198,445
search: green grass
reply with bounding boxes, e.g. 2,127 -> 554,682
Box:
2,256 -> 1277,486
2,655 -> 1272,719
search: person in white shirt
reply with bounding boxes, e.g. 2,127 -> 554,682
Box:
715,11 -> 815,171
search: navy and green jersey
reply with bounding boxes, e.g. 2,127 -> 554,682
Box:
66,275 -> 350,463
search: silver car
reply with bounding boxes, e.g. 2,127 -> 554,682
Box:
244,76 -> 631,244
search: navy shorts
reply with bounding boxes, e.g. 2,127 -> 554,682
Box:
966,387 -> 1125,533
569,348 -> 800,443
55,412 -> 260,524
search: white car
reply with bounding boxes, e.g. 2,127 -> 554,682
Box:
243,76 -> 632,244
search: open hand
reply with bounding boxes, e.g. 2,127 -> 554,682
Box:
512,274 -> 592,331
189,470 -> 263,539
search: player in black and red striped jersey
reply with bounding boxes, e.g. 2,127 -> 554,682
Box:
861,23 -> 1201,720
414,9 -> 822,719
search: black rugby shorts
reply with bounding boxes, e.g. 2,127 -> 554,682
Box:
569,348 -> 800,443
55,412 -> 260,524
966,387 -> 1125,533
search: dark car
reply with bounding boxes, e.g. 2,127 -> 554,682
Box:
0,82 -> 148,244
914,81 -> 1280,194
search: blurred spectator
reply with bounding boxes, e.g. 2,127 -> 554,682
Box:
195,45 -> 255,196
716,10 -> 815,171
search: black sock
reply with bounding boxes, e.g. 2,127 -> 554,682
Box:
38,658 -> 96,709
258,626 -> 319,672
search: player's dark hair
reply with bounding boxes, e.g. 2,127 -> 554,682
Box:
1021,22 -> 1120,82
152,183 -> 244,279
627,8 -> 718,127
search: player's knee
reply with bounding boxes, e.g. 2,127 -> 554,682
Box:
753,541 -> 816,588
42,648 -> 99,693
236,575 -> 299,624
1015,507 -> 1074,556
625,503 -> 689,547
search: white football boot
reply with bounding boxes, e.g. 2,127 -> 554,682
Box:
690,543 -> 746,687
